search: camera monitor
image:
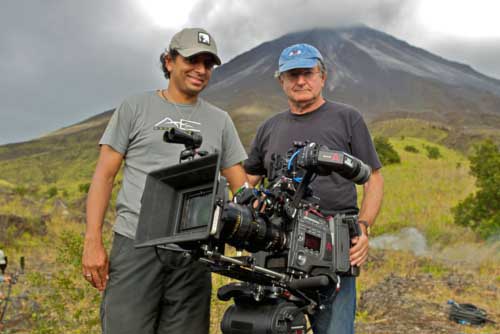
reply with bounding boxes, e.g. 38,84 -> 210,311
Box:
135,153 -> 223,248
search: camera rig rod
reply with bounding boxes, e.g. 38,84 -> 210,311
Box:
201,248 -> 288,281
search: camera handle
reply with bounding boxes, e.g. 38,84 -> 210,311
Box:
291,170 -> 314,208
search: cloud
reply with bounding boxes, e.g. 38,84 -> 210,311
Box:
0,0 -> 175,143
425,38 -> 500,80
187,0 -> 418,61
0,0 -> 498,144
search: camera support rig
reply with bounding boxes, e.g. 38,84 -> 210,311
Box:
135,129 -> 371,334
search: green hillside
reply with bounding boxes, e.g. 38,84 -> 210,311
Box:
1,116 -> 498,194
371,118 -> 500,153
0,122 -> 105,200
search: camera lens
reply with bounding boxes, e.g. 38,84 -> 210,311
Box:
220,203 -> 286,252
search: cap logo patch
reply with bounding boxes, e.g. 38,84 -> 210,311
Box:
289,49 -> 302,57
198,32 -> 210,45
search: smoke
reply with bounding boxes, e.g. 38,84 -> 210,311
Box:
371,227 -> 428,256
371,227 -> 500,267
432,240 -> 500,268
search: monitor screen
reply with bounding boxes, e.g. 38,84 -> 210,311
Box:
304,233 -> 321,251
179,189 -> 213,232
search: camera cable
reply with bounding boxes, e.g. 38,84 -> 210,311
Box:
447,300 -> 495,326
287,149 -> 304,183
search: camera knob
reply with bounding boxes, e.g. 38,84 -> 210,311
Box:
296,252 -> 307,266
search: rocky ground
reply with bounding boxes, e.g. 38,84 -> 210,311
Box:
355,252 -> 499,334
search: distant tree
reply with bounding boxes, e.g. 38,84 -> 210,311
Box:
453,140 -> 500,238
424,145 -> 442,159
374,136 -> 401,165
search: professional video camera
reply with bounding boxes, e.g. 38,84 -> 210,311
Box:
135,128 -> 371,334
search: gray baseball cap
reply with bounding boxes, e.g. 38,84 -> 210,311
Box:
169,27 -> 221,65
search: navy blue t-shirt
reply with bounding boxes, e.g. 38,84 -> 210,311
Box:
244,100 -> 382,213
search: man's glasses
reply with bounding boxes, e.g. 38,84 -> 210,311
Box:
281,69 -> 322,81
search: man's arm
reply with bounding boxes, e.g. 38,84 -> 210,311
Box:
247,174 -> 262,187
0,275 -> 11,284
221,163 -> 249,194
82,145 -> 123,291
349,168 -> 384,267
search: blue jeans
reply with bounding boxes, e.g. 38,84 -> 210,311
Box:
309,276 -> 356,334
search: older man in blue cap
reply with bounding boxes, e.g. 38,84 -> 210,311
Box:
244,43 -> 384,333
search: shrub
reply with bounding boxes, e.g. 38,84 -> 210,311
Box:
374,136 -> 401,165
404,145 -> 419,153
46,186 -> 58,198
79,182 -> 91,194
424,145 -> 442,159
13,185 -> 28,196
453,140 -> 500,239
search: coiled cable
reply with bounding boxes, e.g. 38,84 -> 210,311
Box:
448,300 -> 495,326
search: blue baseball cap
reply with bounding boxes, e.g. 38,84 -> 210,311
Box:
278,43 -> 323,73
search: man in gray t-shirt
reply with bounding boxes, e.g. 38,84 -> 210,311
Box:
82,28 -> 248,334
244,44 -> 384,334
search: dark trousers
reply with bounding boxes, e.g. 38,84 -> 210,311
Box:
101,234 -> 212,334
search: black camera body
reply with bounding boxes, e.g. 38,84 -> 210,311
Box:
135,129 -> 371,334
260,210 -> 359,280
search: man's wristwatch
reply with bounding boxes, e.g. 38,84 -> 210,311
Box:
358,220 -> 370,236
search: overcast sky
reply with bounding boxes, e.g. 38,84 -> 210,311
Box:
1,0 -> 499,145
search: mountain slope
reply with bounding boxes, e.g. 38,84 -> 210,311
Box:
205,26 -> 500,130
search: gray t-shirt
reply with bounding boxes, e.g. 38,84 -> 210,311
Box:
244,100 -> 381,214
100,91 -> 247,239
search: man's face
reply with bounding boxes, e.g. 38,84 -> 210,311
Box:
166,53 -> 217,97
279,65 -> 326,105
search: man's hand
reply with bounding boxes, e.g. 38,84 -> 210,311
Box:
351,168 -> 383,267
82,239 -> 109,291
82,145 -> 122,292
349,228 -> 369,267
0,274 -> 11,284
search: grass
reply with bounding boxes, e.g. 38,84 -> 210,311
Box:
364,136 -> 477,245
